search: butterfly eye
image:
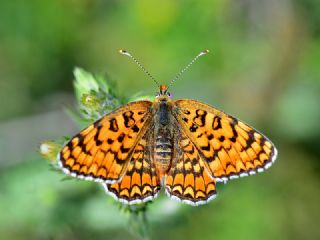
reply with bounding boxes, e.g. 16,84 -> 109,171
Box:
168,92 -> 173,98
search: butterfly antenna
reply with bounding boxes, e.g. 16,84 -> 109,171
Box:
167,49 -> 209,90
119,49 -> 160,88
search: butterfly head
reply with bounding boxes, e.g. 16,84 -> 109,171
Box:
156,84 -> 172,99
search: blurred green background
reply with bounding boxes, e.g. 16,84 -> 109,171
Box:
0,0 -> 320,239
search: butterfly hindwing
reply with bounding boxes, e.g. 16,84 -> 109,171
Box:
165,126 -> 216,205
58,100 -> 153,183
103,125 -> 161,204
172,99 -> 277,181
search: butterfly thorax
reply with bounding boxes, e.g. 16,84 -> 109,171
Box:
153,96 -> 174,177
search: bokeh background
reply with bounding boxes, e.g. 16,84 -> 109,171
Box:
1,0 -> 320,239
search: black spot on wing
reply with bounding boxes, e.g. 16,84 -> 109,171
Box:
109,118 -> 119,132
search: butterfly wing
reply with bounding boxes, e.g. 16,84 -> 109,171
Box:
58,100 -> 153,183
103,125 -> 161,204
165,125 -> 216,206
172,99 -> 277,182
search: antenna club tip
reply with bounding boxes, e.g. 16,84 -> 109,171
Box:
119,49 -> 130,56
200,49 -> 210,56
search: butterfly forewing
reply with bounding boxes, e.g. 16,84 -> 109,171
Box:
172,99 -> 277,182
58,100 -> 153,183
103,125 -> 161,204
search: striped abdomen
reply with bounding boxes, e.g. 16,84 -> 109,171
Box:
154,134 -> 173,176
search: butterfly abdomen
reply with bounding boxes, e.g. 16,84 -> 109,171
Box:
154,131 -> 173,176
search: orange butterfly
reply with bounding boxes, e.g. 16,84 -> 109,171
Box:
58,50 -> 277,206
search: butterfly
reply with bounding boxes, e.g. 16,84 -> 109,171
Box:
57,50 -> 277,206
